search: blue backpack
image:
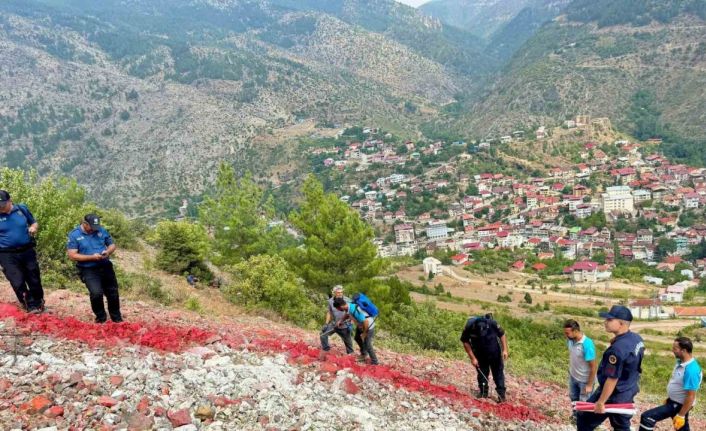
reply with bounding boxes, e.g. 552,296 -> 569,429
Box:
352,293 -> 379,318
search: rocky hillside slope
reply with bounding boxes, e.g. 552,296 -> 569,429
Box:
0,288 -> 573,430
0,0 -> 486,214
457,2 -> 706,144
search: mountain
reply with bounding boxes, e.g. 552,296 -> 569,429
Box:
454,0 -> 706,154
0,0 -> 490,214
419,0 -> 568,39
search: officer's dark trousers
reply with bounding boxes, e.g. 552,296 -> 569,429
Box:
475,351 -> 505,397
576,392 -> 632,431
639,399 -> 690,431
0,248 -> 44,309
79,262 -> 121,322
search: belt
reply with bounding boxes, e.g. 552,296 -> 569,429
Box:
0,242 -> 34,253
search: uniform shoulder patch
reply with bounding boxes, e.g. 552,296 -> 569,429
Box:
608,354 -> 618,365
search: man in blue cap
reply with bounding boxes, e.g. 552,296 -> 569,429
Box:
0,190 -> 44,313
577,305 -> 645,431
67,214 -> 123,323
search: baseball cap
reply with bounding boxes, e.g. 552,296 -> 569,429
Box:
84,213 -> 101,229
599,305 -> 633,321
0,190 -> 10,204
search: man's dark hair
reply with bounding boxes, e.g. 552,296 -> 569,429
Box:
563,319 -> 580,331
332,297 -> 347,309
675,336 -> 693,354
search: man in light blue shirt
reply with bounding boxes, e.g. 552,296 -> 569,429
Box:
563,319 -> 597,421
639,337 -> 702,431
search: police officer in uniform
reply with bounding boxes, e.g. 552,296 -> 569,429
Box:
577,305 -> 645,431
0,190 -> 44,313
67,214 -> 123,323
460,313 -> 509,402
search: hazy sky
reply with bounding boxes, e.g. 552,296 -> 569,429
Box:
396,0 -> 429,7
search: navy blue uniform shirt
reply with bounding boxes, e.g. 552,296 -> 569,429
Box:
66,225 -> 114,268
0,204 -> 35,249
460,317 -> 505,355
597,331 -> 645,403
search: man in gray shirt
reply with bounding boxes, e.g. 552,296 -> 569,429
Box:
564,319 -> 597,421
320,285 -> 354,354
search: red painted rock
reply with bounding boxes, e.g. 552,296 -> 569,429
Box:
343,378 -> 360,395
44,405 -> 64,418
98,396 -> 118,407
109,376 -> 124,386
0,379 -> 12,391
258,415 -> 270,426
127,412 -> 154,431
320,362 -> 338,374
167,408 -> 191,427
153,406 -> 166,417
161,386 -> 170,395
136,397 -> 150,413
69,372 -> 83,385
30,395 -> 53,413
48,373 -> 63,385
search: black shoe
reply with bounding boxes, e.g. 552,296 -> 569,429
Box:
28,307 -> 43,315
95,317 -> 107,324
111,317 -> 124,323
497,394 -> 506,403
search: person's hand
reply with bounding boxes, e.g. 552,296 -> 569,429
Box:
673,415 -> 686,430
28,225 -> 38,236
594,401 -> 605,414
502,350 -> 509,361
582,385 -> 593,396
93,253 -> 104,261
471,357 -> 479,368
101,250 -> 110,258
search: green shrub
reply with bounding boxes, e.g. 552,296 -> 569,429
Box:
497,294 -> 512,303
185,296 -> 202,313
151,221 -> 211,281
224,254 -> 317,326
387,302 -> 467,351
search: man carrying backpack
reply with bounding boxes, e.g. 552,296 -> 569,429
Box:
460,313 -> 509,402
333,295 -> 379,365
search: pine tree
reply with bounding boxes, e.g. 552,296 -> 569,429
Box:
199,163 -> 288,265
286,175 -> 383,293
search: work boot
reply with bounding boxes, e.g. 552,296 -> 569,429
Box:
497,393 -> 506,403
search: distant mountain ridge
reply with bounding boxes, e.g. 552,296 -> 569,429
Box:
0,0 -> 490,214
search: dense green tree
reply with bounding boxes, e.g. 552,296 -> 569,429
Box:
199,163 -> 289,265
151,220 -> 210,279
688,239 -> 706,261
286,175 -> 383,293
655,237 -> 678,262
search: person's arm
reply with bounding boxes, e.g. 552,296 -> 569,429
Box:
594,377 -> 618,413
101,243 -> 117,257
28,222 -> 39,236
584,359 -> 598,394
101,229 -> 116,257
325,310 -> 332,325
67,249 -> 104,262
500,334 -> 509,361
463,341 -> 479,368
